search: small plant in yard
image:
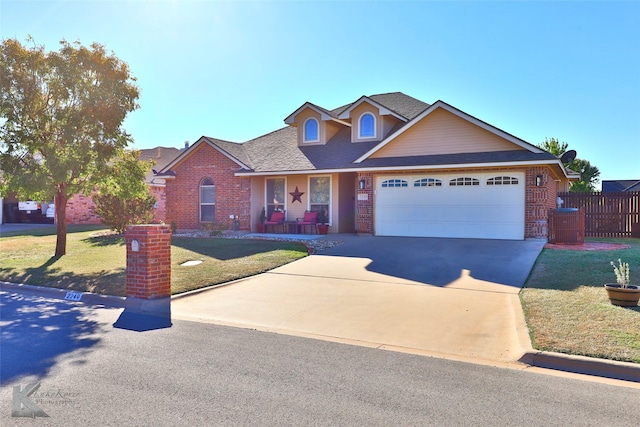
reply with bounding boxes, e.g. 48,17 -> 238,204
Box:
610,259 -> 631,288
201,222 -> 226,237
605,258 -> 640,307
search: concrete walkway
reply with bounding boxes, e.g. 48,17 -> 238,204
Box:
172,236 -> 545,365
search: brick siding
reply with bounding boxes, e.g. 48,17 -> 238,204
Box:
125,224 -> 172,299
65,187 -> 167,225
524,166 -> 557,238
164,142 -> 251,230
66,193 -> 101,224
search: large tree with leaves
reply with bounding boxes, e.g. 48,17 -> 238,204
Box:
538,137 -> 600,192
0,38 -> 139,256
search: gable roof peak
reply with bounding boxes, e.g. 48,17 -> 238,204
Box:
283,101 -> 341,125
337,92 -> 430,122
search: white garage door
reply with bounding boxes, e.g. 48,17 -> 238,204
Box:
375,172 -> 525,240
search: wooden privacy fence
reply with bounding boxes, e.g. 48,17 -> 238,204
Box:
558,192 -> 640,238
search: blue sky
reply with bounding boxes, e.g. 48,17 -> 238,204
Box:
2,0 -> 639,185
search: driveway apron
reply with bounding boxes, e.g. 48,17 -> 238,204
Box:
171,236 -> 546,364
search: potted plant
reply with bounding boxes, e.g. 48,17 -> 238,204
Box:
604,259 -> 640,307
316,208 -> 329,235
257,207 -> 266,233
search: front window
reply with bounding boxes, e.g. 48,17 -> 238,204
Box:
309,176 -> 330,223
303,118 -> 319,142
200,177 -> 215,222
359,113 -> 375,138
266,178 -> 285,217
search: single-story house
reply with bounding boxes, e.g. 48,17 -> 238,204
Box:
0,147 -> 182,225
159,92 -> 579,240
602,180 -> 640,193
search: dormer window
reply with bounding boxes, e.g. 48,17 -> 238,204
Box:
303,118 -> 319,143
359,113 -> 376,138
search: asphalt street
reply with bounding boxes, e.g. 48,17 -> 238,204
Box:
1,290 -> 640,426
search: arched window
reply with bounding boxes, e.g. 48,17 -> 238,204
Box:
359,113 -> 375,138
200,177 -> 215,222
303,118 -> 319,142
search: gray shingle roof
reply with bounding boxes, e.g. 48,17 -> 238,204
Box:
139,147 -> 181,184
202,137 -> 254,169
602,180 -> 640,192
330,92 -> 429,120
355,150 -> 557,169
202,92 -> 546,174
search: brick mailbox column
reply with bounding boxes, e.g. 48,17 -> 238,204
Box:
125,224 -> 172,299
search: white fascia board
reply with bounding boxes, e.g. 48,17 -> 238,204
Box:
330,117 -> 352,127
354,100 -> 545,163
235,159 -> 573,178
284,103 -> 334,124
337,97 -> 407,122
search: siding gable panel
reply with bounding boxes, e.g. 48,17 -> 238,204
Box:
371,108 -> 525,158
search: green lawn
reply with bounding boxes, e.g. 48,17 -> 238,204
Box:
0,226 -> 308,296
521,238 -> 640,363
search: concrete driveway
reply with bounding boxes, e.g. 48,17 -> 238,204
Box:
171,236 -> 546,365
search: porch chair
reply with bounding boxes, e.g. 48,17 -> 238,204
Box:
264,211 -> 285,233
296,211 -> 318,234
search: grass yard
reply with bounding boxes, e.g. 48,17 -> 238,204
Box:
0,226 -> 308,296
521,238 -> 640,363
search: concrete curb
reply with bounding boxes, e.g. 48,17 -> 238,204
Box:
520,350 -> 640,383
2,281 -> 638,383
0,281 -> 169,316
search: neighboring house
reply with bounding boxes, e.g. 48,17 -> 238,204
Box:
160,92 -> 579,240
602,180 -> 640,192
63,146 -> 182,225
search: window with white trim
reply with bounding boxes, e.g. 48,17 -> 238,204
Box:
303,118 -> 319,143
266,178 -> 285,218
449,177 -> 479,186
381,179 -> 408,188
414,178 -> 442,187
487,176 -> 519,185
359,113 -> 376,138
309,176 -> 331,223
200,177 -> 215,222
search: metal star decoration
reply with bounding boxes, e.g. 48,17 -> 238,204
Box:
289,186 -> 304,203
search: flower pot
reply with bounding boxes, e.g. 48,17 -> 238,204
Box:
317,224 -> 329,235
604,283 -> 640,307
257,223 -> 265,233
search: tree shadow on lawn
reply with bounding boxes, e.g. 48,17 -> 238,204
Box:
0,291 -> 108,384
81,234 -> 125,247
171,237 -> 307,262
1,256 -> 126,297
